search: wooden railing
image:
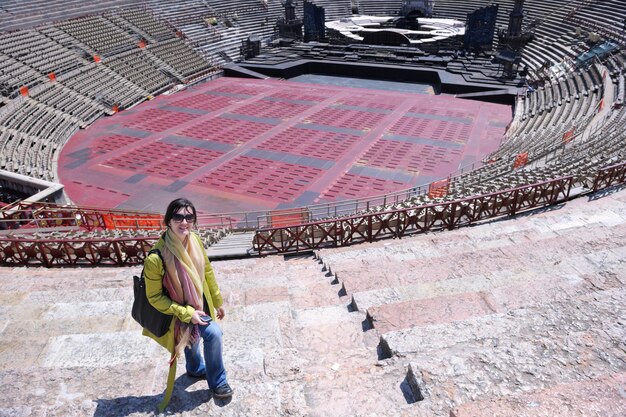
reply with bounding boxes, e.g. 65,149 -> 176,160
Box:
0,235 -> 160,267
3,163 -> 626,265
253,176 -> 575,255
0,202 -> 163,231
592,161 -> 626,191
0,201 -> 239,231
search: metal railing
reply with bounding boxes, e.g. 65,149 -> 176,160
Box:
0,234 -> 159,267
0,200 -> 247,232
3,163 -> 626,265
592,161 -> 626,191
254,176 -> 576,255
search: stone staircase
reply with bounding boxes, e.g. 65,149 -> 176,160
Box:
206,231 -> 256,259
0,188 -> 624,416
316,187 -> 626,416
0,249 -> 412,416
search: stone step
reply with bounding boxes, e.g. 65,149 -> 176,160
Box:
217,257 -> 338,311
384,288 -> 626,415
295,355 -> 421,417
0,190 -> 623,416
323,220 -> 625,274
226,300 -> 292,322
206,231 -> 255,259
351,246 -> 626,312
218,263 -> 328,290
2,266 -> 135,293
333,228 -> 625,297
0,361 -> 166,416
214,255 -> 325,283
383,287 -> 625,357
449,371 -> 626,417
366,254 -> 624,333
367,292 -> 499,334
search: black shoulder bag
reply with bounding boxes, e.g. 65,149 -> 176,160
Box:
132,248 -> 173,337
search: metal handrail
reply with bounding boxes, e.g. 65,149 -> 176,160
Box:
253,175 -> 577,255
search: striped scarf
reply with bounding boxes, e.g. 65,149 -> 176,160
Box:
161,228 -> 206,362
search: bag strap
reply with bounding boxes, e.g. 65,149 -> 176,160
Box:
142,231 -> 167,278
141,248 -> 168,297
148,248 -> 165,271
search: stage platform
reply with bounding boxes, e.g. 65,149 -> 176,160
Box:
58,77 -> 512,216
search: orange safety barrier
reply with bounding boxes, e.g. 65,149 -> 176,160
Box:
562,128 -> 575,144
513,152 -> 528,169
101,213 -> 163,230
268,209 -> 310,228
428,178 -> 450,198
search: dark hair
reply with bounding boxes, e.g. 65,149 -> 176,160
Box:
164,198 -> 197,228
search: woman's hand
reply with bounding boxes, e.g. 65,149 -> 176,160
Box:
216,307 -> 225,320
191,310 -> 209,326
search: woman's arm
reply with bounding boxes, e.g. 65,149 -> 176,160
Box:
144,252 -> 195,323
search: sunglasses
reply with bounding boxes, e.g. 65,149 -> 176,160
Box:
171,213 -> 195,223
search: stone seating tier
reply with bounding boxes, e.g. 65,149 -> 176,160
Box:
1,186 -> 623,416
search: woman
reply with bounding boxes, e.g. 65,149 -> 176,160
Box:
143,198 -> 233,411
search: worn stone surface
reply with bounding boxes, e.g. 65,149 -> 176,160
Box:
368,292 -> 499,333
41,331 -> 158,368
227,300 -> 291,322
1,189 -> 625,416
385,288 -> 626,415
450,372 -> 626,417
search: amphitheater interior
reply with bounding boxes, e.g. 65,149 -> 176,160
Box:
0,1 -> 625,416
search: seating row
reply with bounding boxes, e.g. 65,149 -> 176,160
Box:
116,8 -> 176,42
0,4 -> 220,184
103,49 -> 172,94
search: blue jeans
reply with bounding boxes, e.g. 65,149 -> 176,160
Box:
184,322 -> 228,390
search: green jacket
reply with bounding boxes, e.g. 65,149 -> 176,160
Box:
141,232 -> 223,412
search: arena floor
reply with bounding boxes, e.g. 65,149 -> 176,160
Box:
58,77 -> 512,216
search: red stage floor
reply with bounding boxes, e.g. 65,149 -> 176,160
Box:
58,77 -> 511,216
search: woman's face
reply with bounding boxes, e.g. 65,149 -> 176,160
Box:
169,206 -> 194,241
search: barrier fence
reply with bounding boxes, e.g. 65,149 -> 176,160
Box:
0,235 -> 160,267
0,201 -> 163,231
1,163 -> 625,266
0,201 -> 242,231
253,176 -> 575,255
592,161 -> 626,191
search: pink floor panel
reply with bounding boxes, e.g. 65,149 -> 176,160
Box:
58,77 -> 512,215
